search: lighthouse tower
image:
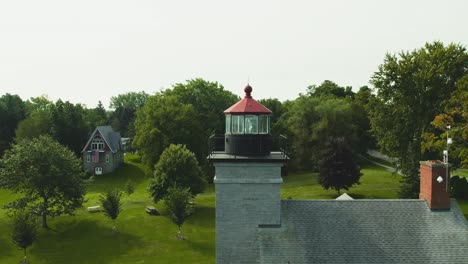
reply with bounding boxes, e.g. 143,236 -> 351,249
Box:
208,84 -> 287,263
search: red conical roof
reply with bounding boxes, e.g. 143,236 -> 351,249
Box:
224,85 -> 272,114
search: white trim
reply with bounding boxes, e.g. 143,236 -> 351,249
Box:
81,127 -> 116,153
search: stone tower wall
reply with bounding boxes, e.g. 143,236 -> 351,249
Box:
214,162 -> 283,264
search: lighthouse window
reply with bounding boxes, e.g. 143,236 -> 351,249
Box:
258,115 -> 269,134
245,115 -> 258,134
225,114 -> 231,133
232,115 -> 244,134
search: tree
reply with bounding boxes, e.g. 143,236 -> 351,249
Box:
100,189 -> 123,231
16,96 -> 54,142
163,79 -> 239,177
164,186 -> 193,239
125,180 -> 135,197
0,94 -> 26,155
110,91 -> 149,110
368,41 -> 467,198
148,144 -> 206,203
306,80 -> 354,99
133,95 -> 203,169
286,96 -> 359,171
11,210 -> 38,264
50,100 -> 89,155
164,79 -> 238,135
351,86 -> 375,153
0,135 -> 86,228
258,98 -> 285,134
85,101 -> 108,130
421,75 -> 468,168
15,110 -> 52,142
318,137 -> 362,195
109,91 -> 149,138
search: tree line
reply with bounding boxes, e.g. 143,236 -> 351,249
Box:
1,41 -> 467,199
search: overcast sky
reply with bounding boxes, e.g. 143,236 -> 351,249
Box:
1,0 -> 467,108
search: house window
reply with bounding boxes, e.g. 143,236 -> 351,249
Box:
91,136 -> 105,150
105,153 -> 110,163
86,153 -> 91,163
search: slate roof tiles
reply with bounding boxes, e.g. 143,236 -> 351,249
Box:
258,199 -> 468,264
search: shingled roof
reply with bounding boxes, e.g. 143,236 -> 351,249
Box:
81,126 -> 121,153
258,199 -> 468,264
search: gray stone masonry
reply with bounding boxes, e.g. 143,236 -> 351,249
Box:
213,162 -> 283,264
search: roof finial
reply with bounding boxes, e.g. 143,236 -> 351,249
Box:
244,84 -> 252,98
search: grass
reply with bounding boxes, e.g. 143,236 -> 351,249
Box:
0,154 -> 466,263
364,154 -> 396,168
281,159 -> 401,200
453,169 -> 468,178
0,154 -> 215,264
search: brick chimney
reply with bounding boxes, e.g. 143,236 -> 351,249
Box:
419,160 -> 450,210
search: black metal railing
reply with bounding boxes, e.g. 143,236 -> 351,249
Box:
208,134 -> 288,157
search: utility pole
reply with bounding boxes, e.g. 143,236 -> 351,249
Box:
445,125 -> 452,192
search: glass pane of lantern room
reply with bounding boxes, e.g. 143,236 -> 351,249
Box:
245,115 -> 258,134
258,115 -> 269,134
225,114 -> 231,134
232,115 -> 244,134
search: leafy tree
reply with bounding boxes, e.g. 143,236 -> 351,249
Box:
351,86 -> 376,152
109,91 -> 149,138
148,144 -> 206,203
25,95 -> 54,113
15,110 -> 52,142
125,180 -> 135,197
163,79 -> 238,177
50,100 -> 89,155
110,91 -> 149,110
451,176 -> 468,199
421,75 -> 468,168
100,189 -> 123,231
318,137 -> 362,195
0,135 -> 86,228
164,79 -> 238,135
133,95 -> 203,169
0,94 -> 26,155
11,210 -> 38,264
368,41 -> 467,198
258,98 -> 285,134
133,79 -> 237,178
85,101 -> 108,130
307,80 -> 354,98
164,186 -> 193,239
16,96 -> 55,142
286,96 -> 321,170
287,96 -> 359,170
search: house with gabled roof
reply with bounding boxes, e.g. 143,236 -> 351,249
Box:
81,126 -> 124,175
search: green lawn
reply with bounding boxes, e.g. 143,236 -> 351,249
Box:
0,154 -> 466,263
453,169 -> 468,178
281,159 -> 401,200
0,155 -> 216,264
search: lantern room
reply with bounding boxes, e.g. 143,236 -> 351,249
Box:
223,84 -> 273,156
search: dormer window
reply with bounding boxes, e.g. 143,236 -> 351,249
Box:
91,136 -> 105,150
